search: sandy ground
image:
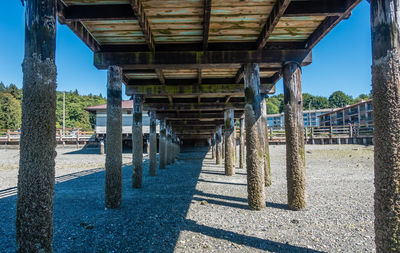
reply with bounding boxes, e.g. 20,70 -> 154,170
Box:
0,144 -> 374,252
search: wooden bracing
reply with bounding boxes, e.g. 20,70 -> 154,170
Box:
57,0 -> 361,139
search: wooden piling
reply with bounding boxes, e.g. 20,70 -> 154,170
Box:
159,119 -> 166,169
105,66 -> 123,209
132,94 -> 143,188
371,0 -> 400,251
283,62 -> 306,211
149,111 -> 157,176
224,108 -> 235,176
244,63 -> 266,210
211,133 -> 216,159
239,118 -> 245,169
216,125 -> 223,164
262,99 -> 272,187
16,0 -> 57,251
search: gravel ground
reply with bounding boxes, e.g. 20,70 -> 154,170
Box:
0,144 -> 374,252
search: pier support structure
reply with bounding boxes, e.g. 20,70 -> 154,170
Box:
132,94 -> 143,188
239,118 -> 245,169
370,0 -> 400,251
244,63 -> 266,210
224,108 -> 235,176
167,125 -> 172,165
149,111 -> 157,176
105,66 -> 123,209
262,98 -> 272,186
16,0 -> 57,251
159,119 -> 166,169
216,125 -> 223,164
211,133 -> 216,159
283,62 -> 306,211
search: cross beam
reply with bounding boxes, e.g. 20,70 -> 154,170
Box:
257,0 -> 291,50
125,83 -> 274,96
144,102 -> 246,111
94,49 -> 312,69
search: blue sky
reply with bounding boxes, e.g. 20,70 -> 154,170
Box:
0,1 -> 371,99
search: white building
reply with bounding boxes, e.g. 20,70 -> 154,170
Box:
267,108 -> 333,128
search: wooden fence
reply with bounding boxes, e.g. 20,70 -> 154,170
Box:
0,128 -> 96,145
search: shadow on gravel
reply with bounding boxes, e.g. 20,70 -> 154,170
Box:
184,219 -> 325,253
0,147 -> 313,252
197,178 -> 247,186
64,147 -> 138,155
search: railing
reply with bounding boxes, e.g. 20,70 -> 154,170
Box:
0,128 -> 96,144
267,124 -> 374,143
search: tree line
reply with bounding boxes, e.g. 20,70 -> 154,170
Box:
266,91 -> 371,114
0,82 -> 106,130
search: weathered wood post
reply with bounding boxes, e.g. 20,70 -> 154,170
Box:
371,1 -> 400,251
239,118 -> 245,169
166,125 -> 172,165
216,125 -> 223,164
261,98 -> 272,187
132,94 -> 143,188
105,66 -> 123,209
211,133 -> 216,159
159,119 -> 166,169
224,108 -> 235,176
283,62 -> 306,211
244,63 -> 266,210
222,133 -> 225,159
16,0 -> 57,251
149,111 -> 157,176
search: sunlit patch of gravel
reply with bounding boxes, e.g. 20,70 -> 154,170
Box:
0,144 -> 374,252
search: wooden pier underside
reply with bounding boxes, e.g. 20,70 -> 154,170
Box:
57,0 -> 361,140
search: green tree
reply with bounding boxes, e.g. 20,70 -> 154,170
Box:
354,93 -> 370,103
0,93 -> 21,129
0,82 -> 5,92
7,83 -> 22,100
328,91 -> 353,108
312,96 -> 330,109
266,101 -> 279,114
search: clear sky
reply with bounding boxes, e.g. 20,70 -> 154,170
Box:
0,1 -> 371,99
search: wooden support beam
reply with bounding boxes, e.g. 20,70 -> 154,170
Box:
159,110 -> 244,117
17,0 -> 57,250
130,0 -> 155,51
155,69 -> 165,85
168,120 -> 224,126
60,1 -> 349,23
371,0 -> 400,251
61,4 -> 134,21
149,111 -> 157,176
94,49 -> 312,69
224,108 -> 235,176
283,0 -> 348,17
283,62 -> 306,211
145,102 -> 246,111
198,68 -> 202,84
216,125 -> 223,164
244,63 -> 266,210
125,76 -> 279,86
168,96 -> 173,105
159,119 -> 166,170
132,94 -> 143,188
105,66 -> 123,209
57,3 -> 100,52
126,83 -> 275,96
235,65 -> 245,84
256,0 -> 291,50
202,0 -> 212,51
225,95 -> 232,104
304,0 -> 361,49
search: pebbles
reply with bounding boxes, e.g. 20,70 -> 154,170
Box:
0,145 -> 374,252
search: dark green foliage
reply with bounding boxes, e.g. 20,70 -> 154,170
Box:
0,81 -> 106,130
55,91 -> 106,129
0,93 -> 21,129
267,91 -> 361,114
328,91 -> 353,108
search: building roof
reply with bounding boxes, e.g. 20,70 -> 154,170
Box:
318,99 -> 372,118
85,100 -> 133,112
